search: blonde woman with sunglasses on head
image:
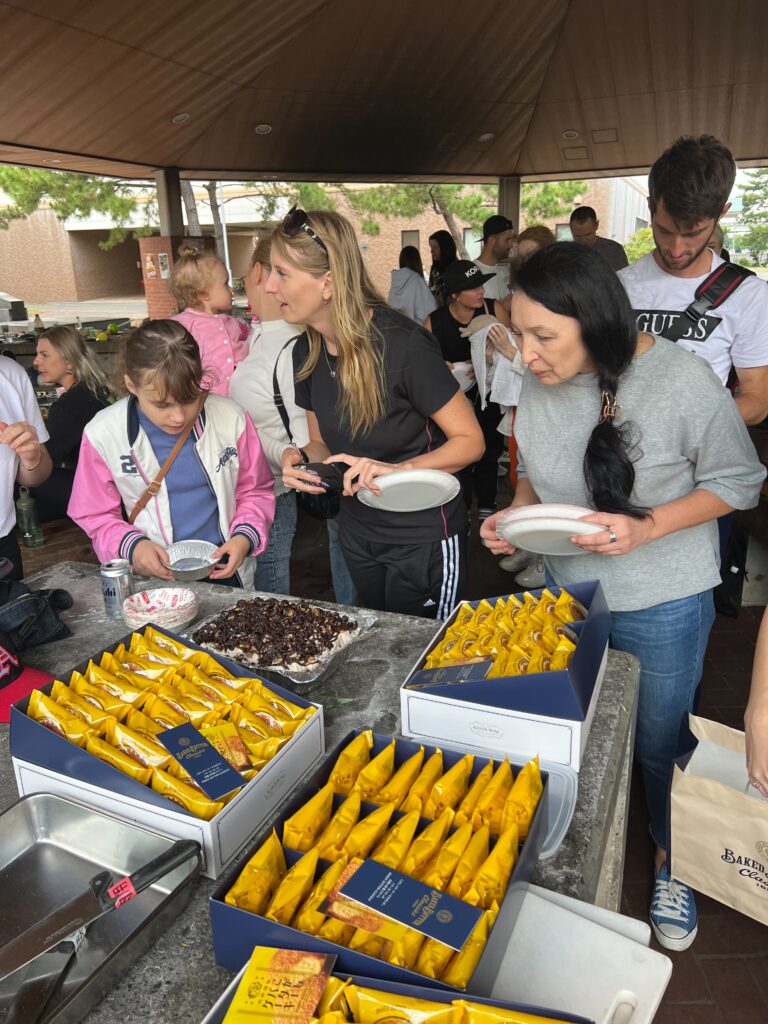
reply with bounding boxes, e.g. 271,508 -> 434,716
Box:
270,208 -> 484,619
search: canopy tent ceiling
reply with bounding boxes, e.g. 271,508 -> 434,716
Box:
1,0 -> 767,183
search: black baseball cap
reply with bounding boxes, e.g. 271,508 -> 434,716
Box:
442,260 -> 495,294
482,214 -> 515,240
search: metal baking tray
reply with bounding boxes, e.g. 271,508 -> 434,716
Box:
187,598 -> 377,692
0,793 -> 201,1024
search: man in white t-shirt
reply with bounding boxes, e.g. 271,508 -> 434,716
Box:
0,356 -> 52,579
619,135 -> 768,425
474,214 -> 516,302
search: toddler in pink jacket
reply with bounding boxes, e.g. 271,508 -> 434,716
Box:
171,246 -> 250,395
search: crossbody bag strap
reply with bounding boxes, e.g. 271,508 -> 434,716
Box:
684,261 -> 755,323
272,336 -> 302,444
127,394 -> 206,525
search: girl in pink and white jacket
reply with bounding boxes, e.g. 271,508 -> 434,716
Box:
171,245 -> 250,396
68,320 -> 275,588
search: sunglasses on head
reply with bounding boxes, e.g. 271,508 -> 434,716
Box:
282,206 -> 328,254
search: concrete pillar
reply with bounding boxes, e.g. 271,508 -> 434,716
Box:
155,168 -> 184,238
498,175 -> 522,230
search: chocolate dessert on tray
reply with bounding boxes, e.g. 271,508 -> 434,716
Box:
189,596 -> 376,690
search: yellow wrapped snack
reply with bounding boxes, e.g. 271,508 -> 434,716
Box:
248,680 -> 305,719
225,830 -> 286,915
153,686 -> 210,723
420,821 -> 474,889
447,825 -> 490,899
525,649 -> 551,674
200,722 -> 252,770
345,984 -> 450,1023
264,843 -> 319,925
500,757 -> 543,841
143,626 -> 196,660
553,589 -> 587,624
347,928 -> 387,959
315,792 -> 362,860
315,977 -> 351,1017
50,681 -> 111,730
386,926 -> 426,971
172,677 -> 224,710
453,601 -> 475,628
111,645 -> 169,679
472,759 -> 513,835
293,857 -> 348,936
139,692 -> 188,729
353,739 -> 396,800
125,707 -> 165,737
549,647 -> 572,671
454,761 -> 494,827
441,903 -> 499,990
237,692 -> 289,735
415,935 -> 455,980
85,662 -> 150,704
129,634 -> 181,665
400,808 -> 454,879
27,690 -> 93,746
85,734 -> 153,784
228,704 -> 273,739
313,1014 -> 348,1024
374,747 -> 425,809
463,824 -> 519,909
423,754 -> 474,819
102,718 -> 172,769
342,802 -> 395,860
329,730 -> 374,795
401,749 -> 443,815
68,672 -> 132,720
371,809 -> 421,870
236,730 -> 285,764
283,782 -> 335,851
187,649 -> 240,682
99,653 -> 161,694
151,766 -> 224,820
316,916 -> 355,948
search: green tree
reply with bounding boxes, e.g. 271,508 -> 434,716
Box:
345,184 -> 498,257
520,180 -> 585,223
0,167 -> 155,248
624,226 -> 656,264
738,169 -> 768,264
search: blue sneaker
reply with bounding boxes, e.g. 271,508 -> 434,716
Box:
649,862 -> 698,950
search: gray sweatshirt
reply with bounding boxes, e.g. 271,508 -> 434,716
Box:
514,337 -> 766,610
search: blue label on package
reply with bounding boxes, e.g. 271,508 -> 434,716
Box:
406,660 -> 493,690
333,859 -> 482,951
158,723 -> 244,801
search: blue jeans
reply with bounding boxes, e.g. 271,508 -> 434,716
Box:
254,491 -> 298,595
610,591 -> 716,851
326,517 -> 357,606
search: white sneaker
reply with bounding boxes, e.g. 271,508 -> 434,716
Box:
515,557 -> 546,589
499,551 -> 532,573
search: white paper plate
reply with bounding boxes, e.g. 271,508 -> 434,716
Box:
499,502 -> 596,524
122,586 -> 199,630
496,515 -> 606,555
357,469 -> 461,512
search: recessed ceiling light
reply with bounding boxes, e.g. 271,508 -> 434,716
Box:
172,112 -> 190,125
562,129 -> 579,141
478,132 -> 495,143
254,123 -> 273,135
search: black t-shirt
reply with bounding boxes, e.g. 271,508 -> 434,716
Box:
45,381 -> 109,469
427,299 -> 495,365
293,306 -> 465,542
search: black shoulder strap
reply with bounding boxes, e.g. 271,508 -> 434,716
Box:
684,262 -> 755,323
646,261 -> 755,344
271,335 -> 302,444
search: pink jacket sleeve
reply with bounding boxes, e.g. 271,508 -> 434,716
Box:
68,435 -> 146,564
229,413 -> 276,556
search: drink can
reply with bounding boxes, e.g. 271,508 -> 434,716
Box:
100,559 -> 134,619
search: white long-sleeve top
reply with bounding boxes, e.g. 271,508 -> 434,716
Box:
229,320 -> 310,495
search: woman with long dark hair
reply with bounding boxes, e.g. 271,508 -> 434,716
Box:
427,229 -> 458,307
481,242 -> 764,952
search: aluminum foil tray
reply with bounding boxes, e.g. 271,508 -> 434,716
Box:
0,793 -> 201,1024
187,598 -> 377,692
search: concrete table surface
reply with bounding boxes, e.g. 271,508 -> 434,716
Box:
0,562 -> 640,1024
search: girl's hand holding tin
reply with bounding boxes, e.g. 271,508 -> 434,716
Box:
209,535 -> 250,579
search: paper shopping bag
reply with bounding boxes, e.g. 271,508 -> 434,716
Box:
670,715 -> 768,925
